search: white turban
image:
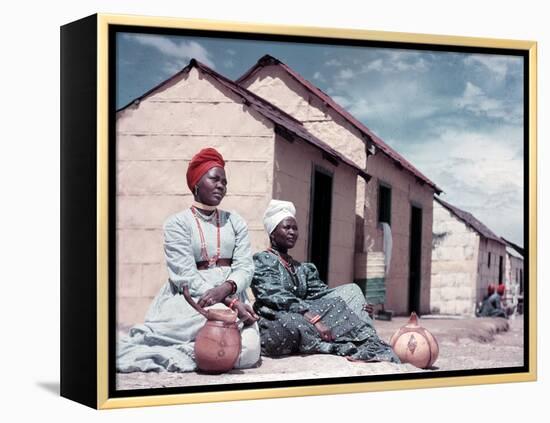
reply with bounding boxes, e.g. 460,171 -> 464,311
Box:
263,200 -> 296,235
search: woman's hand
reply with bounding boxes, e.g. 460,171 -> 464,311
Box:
314,321 -> 334,342
198,282 -> 233,308
362,303 -> 374,318
303,312 -> 333,341
233,302 -> 259,326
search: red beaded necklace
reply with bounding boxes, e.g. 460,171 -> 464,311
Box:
268,248 -> 297,276
191,206 -> 221,267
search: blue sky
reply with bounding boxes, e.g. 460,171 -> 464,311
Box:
117,33 -> 525,246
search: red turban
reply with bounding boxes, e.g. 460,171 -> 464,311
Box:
186,148 -> 225,192
487,284 -> 496,295
497,284 -> 505,295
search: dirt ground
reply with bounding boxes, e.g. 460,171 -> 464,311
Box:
116,314 -> 524,390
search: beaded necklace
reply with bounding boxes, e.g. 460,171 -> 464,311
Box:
191,206 -> 221,268
268,247 -> 299,290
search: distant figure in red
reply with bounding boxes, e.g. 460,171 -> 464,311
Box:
476,283 -> 507,318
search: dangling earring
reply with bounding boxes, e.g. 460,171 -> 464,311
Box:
194,185 -> 199,197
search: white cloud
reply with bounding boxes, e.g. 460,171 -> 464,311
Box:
464,54 -> 521,80
363,58 -> 383,72
361,51 -> 429,74
338,68 -> 355,80
348,98 -> 373,119
400,125 -> 524,244
331,95 -> 351,108
129,34 -> 215,70
456,81 -> 522,122
313,71 -> 326,82
339,79 -> 426,121
324,58 -> 342,67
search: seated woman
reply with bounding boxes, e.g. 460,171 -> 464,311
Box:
117,148 -> 260,373
251,199 -> 399,363
476,283 -> 507,318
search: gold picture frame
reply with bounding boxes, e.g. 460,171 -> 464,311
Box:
60,13 -> 537,409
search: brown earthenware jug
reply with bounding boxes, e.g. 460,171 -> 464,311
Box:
389,312 -> 439,369
182,286 -> 242,373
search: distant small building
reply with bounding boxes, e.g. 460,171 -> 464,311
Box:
430,197 -> 508,316
502,237 -> 525,313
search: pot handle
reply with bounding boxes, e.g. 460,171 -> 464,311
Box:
182,285 -> 208,318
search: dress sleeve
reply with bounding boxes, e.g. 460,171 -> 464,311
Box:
163,215 -> 208,297
226,211 -> 254,294
251,252 -> 310,314
303,263 -> 329,298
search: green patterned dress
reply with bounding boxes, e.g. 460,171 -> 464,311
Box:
251,250 -> 399,363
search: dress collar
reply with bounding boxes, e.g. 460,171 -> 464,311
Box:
192,200 -> 217,211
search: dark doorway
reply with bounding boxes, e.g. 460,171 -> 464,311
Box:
498,255 -> 504,284
408,205 -> 423,314
378,183 -> 392,225
309,167 -> 333,284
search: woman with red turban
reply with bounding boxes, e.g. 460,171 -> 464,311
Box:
476,282 -> 507,318
117,148 -> 261,373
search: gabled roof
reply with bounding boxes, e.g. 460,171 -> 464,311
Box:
501,237 -> 524,257
117,59 -> 371,181
435,197 -> 505,245
237,55 -> 442,194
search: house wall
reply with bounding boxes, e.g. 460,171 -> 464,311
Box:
240,66 -> 368,263
476,238 -> 508,304
505,252 -> 524,309
365,153 -> 435,315
240,65 -> 367,169
271,134 -> 358,286
430,201 -> 480,315
115,68 -> 276,329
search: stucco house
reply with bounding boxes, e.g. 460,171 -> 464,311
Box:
502,237 -> 525,314
430,197 -> 508,316
116,59 -> 370,328
237,55 -> 442,315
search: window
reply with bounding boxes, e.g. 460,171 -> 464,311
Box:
378,183 -> 392,225
488,252 -> 491,268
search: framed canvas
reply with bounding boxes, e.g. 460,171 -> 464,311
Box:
60,13 -> 537,409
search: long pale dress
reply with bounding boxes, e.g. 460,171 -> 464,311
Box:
251,250 -> 399,363
117,208 -> 260,373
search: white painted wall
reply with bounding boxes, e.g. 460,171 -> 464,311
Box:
431,200 -> 480,315
271,134 -> 357,286
116,67 -> 276,327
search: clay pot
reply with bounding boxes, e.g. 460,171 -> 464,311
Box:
194,317 -> 241,373
182,286 -> 242,373
389,312 -> 439,369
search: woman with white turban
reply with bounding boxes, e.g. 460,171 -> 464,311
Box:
251,199 -> 399,363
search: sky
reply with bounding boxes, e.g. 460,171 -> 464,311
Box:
117,32 -> 525,246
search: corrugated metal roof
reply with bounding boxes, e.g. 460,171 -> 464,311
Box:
237,55 -> 442,194
435,197 -> 506,245
117,59 -> 371,182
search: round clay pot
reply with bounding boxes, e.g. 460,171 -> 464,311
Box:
181,285 -> 242,373
194,318 -> 241,373
389,312 -> 439,369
